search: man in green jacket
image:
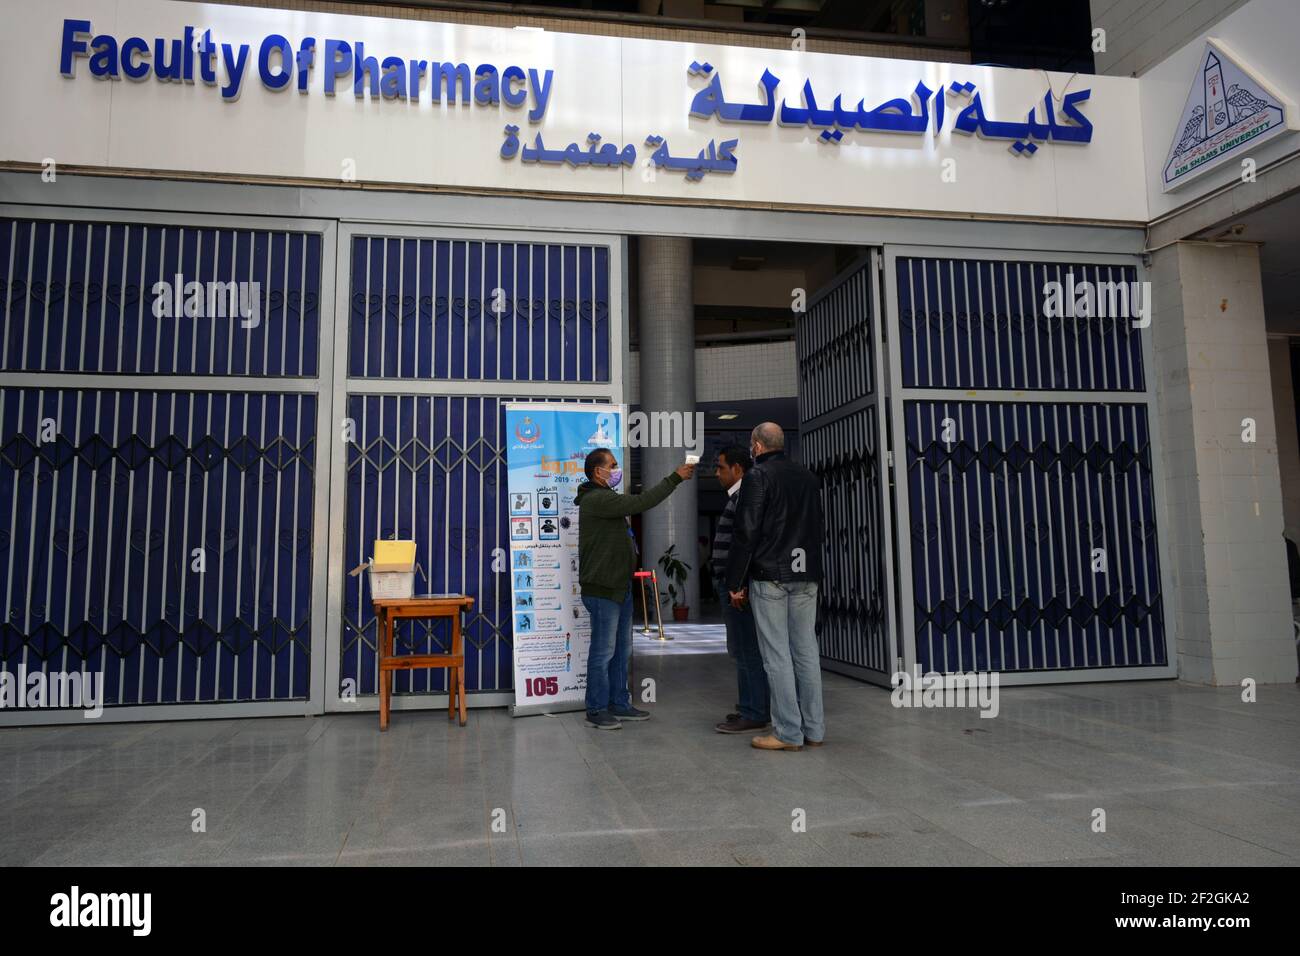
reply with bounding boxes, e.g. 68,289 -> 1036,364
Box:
574,447 -> 695,729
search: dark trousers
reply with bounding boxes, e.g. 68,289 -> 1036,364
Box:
718,584 -> 770,722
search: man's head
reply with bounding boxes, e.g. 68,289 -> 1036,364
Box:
583,447 -> 620,488
715,444 -> 751,489
749,422 -> 785,460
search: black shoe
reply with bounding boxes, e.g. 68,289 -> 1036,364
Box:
610,705 -> 650,721
584,711 -> 622,730
715,717 -> 769,734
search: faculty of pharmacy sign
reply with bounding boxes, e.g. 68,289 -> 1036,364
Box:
57,18 -> 1095,187
1162,39 -> 1297,191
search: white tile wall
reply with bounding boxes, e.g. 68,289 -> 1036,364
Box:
626,340 -> 797,404
1090,0 -> 1251,76
1152,240 -> 1298,684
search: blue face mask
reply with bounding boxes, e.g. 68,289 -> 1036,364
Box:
606,468 -> 622,489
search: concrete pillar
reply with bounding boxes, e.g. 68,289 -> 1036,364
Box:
1151,241 -> 1297,684
637,236 -> 699,618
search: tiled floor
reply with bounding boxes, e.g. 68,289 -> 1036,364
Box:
1,624 -> 1298,866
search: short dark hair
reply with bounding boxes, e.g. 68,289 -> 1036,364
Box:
584,447 -> 613,480
717,445 -> 752,471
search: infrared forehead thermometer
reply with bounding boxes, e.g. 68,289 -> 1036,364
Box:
684,454 -> 700,465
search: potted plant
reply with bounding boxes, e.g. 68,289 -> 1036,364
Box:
657,543 -> 692,622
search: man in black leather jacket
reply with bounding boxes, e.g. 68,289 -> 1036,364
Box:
724,422 -> 825,751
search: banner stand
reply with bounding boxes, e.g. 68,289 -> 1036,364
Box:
504,402 -> 626,718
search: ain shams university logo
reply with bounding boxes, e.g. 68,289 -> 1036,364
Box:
1163,39 -> 1295,190
515,416 -> 541,445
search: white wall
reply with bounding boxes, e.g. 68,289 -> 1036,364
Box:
1091,0 -> 1251,77
1139,0 -> 1300,219
694,266 -> 812,308
1152,241 -> 1297,684
0,0 -> 1149,222
625,340 -> 797,404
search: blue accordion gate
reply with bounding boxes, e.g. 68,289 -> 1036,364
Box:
0,206 -> 1167,720
797,253 -> 897,682
0,214 -> 330,717
799,249 -> 1173,684
325,226 -> 622,711
0,212 -> 623,722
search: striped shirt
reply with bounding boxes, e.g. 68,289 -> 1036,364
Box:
711,480 -> 742,578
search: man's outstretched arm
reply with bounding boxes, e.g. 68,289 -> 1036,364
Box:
581,472 -> 684,518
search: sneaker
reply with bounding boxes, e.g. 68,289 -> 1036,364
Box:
715,717 -> 769,734
609,705 -> 650,721
584,711 -> 622,730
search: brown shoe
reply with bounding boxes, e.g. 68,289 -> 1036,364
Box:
804,739 -> 824,748
751,734 -> 802,751
715,718 -> 768,734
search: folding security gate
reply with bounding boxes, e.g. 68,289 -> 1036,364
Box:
0,211 -> 622,723
797,253 -> 897,683
0,212 -> 333,720
324,225 -> 623,712
798,248 -> 1174,684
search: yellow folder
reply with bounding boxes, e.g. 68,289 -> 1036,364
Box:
371,540 -> 416,572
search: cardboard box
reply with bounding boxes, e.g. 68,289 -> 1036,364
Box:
353,540 -> 418,600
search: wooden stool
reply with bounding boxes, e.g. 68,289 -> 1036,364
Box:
372,595 -> 474,731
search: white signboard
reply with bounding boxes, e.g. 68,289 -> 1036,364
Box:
0,0 -> 1151,221
1161,38 -> 1297,191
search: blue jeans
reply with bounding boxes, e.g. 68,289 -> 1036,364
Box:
749,580 -> 823,745
719,584 -> 770,722
582,586 -> 634,715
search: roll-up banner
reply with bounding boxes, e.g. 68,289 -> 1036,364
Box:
505,403 -> 625,717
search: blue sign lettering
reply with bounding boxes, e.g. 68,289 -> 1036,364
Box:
57,17 -> 1096,186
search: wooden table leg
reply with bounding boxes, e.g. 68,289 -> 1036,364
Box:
447,611 -> 457,720
455,609 -> 467,726
380,608 -> 392,732
373,603 -> 474,731
457,660 -> 467,726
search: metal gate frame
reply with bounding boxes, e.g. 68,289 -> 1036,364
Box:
880,244 -> 1177,685
0,203 -> 338,725
322,221 -> 626,715
0,209 -> 625,724
799,250 -> 900,688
